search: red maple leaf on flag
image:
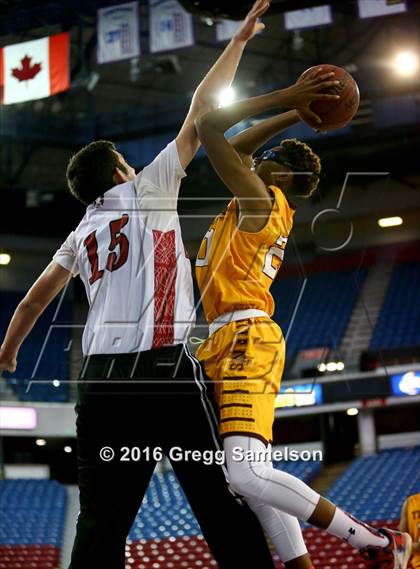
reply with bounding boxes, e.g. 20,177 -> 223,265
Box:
11,55 -> 42,82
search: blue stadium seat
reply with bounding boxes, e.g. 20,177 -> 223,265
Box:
0,479 -> 67,547
129,471 -> 202,540
0,291 -> 71,402
273,459 -> 322,482
370,262 -> 420,349
326,446 -> 420,521
272,269 -> 367,360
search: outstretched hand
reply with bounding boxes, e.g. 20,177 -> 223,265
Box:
0,347 -> 17,375
233,0 -> 271,43
283,68 -> 340,125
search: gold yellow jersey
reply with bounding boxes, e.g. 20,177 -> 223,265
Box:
407,493 -> 420,568
196,185 -> 295,325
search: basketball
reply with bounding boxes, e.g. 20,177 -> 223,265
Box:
299,64 -> 360,132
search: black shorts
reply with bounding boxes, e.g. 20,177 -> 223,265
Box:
69,343 -> 275,569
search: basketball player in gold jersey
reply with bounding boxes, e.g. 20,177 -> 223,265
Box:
400,493 -> 420,568
194,70 -> 412,569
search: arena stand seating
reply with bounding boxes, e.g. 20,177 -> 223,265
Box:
326,447 -> 420,521
0,479 -> 67,569
301,446 -> 420,569
0,291 -> 71,402
3,248 -> 417,403
272,269 -> 367,361
1,250 -> 418,569
0,448 -> 418,568
273,458 -> 322,482
126,448 -> 419,569
126,459 -> 321,568
370,261 -> 420,350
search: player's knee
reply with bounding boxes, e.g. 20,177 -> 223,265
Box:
228,461 -> 266,499
228,467 -> 252,497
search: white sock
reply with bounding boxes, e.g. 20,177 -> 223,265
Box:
327,508 -> 389,549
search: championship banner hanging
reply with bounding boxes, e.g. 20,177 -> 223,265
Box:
149,0 -> 194,54
284,5 -> 332,31
216,20 -> 241,42
97,1 -> 140,64
0,32 -> 69,105
357,0 -> 406,19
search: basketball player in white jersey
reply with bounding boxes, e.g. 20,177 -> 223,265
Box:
0,3 -> 282,568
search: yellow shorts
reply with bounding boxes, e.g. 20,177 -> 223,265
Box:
196,317 -> 285,445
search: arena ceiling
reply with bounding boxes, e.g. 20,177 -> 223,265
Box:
0,0 -> 420,242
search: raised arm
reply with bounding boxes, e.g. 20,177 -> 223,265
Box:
229,110 -> 301,169
399,499 -> 409,533
0,261 -> 71,375
194,70 -> 339,209
175,0 -> 270,170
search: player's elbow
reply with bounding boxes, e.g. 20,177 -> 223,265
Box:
195,112 -> 216,139
195,111 -> 210,130
194,115 -> 210,142
191,90 -> 218,115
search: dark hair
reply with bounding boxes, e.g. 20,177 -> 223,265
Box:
66,140 -> 122,205
274,138 -> 321,198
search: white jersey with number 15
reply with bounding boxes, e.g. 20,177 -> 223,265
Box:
53,140 -> 195,356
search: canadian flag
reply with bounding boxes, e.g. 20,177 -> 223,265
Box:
0,32 -> 69,105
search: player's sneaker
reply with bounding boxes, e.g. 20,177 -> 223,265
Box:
359,528 -> 412,568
